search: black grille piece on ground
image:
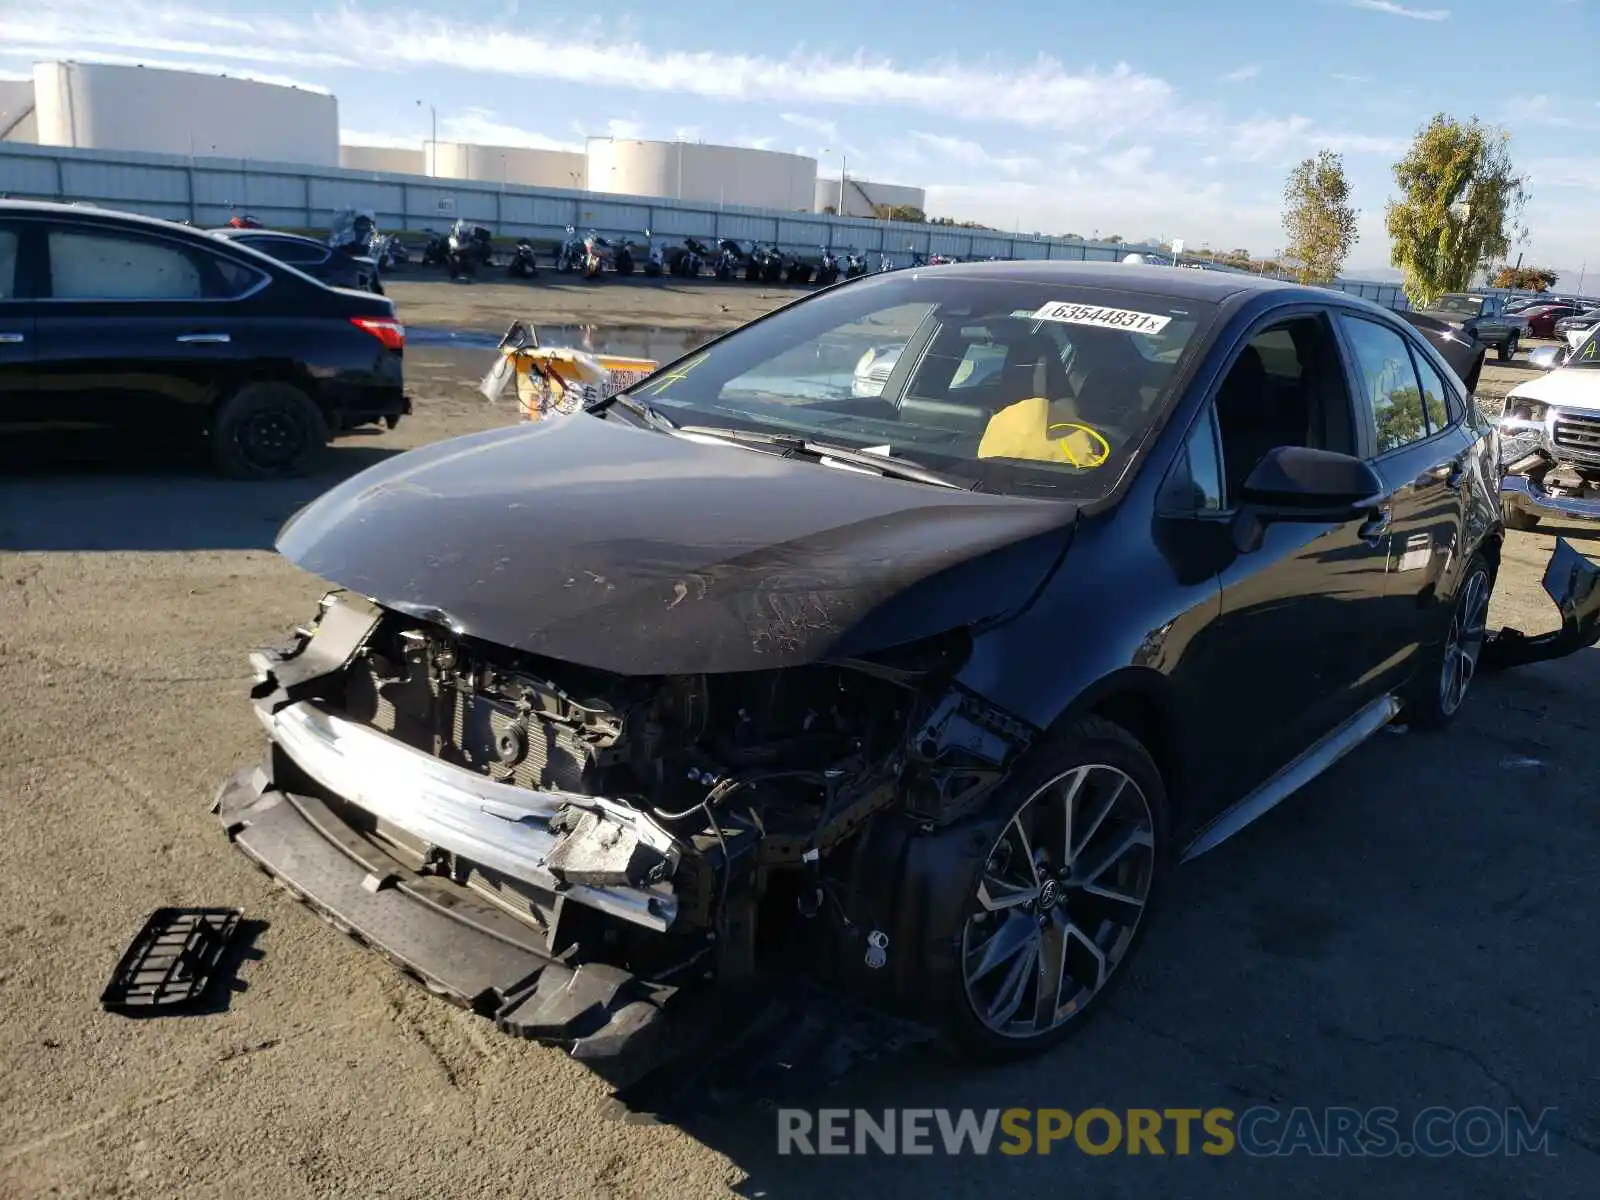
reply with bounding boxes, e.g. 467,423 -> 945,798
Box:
100,907 -> 243,1014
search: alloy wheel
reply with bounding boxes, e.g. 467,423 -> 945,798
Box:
961,764 -> 1156,1039
1439,567 -> 1491,716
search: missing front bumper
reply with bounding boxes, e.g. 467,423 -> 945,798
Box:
262,700 -> 680,931
213,763 -> 676,1063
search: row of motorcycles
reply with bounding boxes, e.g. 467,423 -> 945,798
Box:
394,219 -> 974,286
532,227 -> 964,285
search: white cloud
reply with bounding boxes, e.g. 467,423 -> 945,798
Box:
438,109 -> 582,152
1330,72 -> 1374,84
6,2 -> 1188,140
1524,157 -> 1600,190
1501,94 -> 1598,130
779,112 -> 839,141
905,131 -> 1043,178
1220,65 -> 1261,83
339,128 -> 422,150
346,110 -> 581,152
1225,115 -> 1404,163
0,47 -> 333,92
1346,0 -> 1451,19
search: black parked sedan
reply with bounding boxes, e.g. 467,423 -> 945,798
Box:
215,263 -> 1598,1078
211,228 -> 384,295
0,200 -> 407,478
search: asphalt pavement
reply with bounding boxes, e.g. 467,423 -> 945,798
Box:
1,340 -> 1596,1199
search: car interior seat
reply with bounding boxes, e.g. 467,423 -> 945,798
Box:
1215,344 -> 1305,500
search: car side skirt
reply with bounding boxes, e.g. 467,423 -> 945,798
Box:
1180,694 -> 1403,863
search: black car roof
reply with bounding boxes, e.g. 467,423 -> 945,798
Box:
928,259 -> 1325,305
0,198 -> 205,233
212,228 -> 323,247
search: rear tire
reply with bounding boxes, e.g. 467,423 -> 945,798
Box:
210,382 -> 329,481
1405,553 -> 1494,729
1498,333 -> 1520,362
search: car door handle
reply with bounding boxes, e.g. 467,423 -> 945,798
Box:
0,332 -> 24,344
176,333 -> 230,344
1425,463 -> 1463,487
1359,508 -> 1392,541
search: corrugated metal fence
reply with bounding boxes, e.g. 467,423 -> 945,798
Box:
0,141 -> 1411,309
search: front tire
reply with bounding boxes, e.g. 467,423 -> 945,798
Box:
941,716 -> 1167,1059
210,382 -> 329,480
1405,554 -> 1494,729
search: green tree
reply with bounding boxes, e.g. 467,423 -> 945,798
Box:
1281,150 -> 1359,285
876,204 -> 927,223
1490,265 -> 1558,291
1375,387 -> 1427,451
1386,114 -> 1527,308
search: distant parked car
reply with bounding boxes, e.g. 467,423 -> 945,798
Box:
0,199 -> 408,479
1522,304 -> 1579,339
1554,310 -> 1600,345
212,228 -> 383,295
1414,292 -> 1529,361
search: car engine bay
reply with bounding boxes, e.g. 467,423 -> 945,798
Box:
251,592 -> 1027,1004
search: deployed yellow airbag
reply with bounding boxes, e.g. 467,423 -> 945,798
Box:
977,397 -> 1111,467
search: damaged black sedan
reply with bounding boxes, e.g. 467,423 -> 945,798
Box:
215,263 -> 1600,1074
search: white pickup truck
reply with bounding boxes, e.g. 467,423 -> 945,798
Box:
1497,328 -> 1600,529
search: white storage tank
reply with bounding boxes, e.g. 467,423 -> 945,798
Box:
815,177 -> 927,219
31,60 -> 339,165
426,141 -> 587,189
587,139 -> 817,210
341,144 -> 425,175
0,78 -> 35,142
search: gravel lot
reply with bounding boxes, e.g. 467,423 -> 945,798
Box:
1,279 -> 1596,1199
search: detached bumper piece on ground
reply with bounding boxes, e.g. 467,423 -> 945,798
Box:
101,907 -> 243,1015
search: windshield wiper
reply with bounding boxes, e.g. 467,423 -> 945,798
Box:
674,425 -> 976,490
602,390 -> 679,432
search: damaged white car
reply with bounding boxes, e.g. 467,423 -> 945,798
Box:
1499,328 -> 1600,529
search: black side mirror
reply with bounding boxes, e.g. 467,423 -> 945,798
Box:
1232,446 -> 1385,553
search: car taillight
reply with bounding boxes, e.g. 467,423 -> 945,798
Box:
351,316 -> 404,350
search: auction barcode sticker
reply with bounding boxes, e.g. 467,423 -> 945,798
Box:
1032,302 -> 1172,335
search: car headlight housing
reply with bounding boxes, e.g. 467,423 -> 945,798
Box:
1503,398 -> 1549,423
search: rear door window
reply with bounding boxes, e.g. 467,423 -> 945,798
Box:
1409,348 -> 1451,434
47,227 -> 265,301
49,229 -> 204,300
1338,315 -> 1429,454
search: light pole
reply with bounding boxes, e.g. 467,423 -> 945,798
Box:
821,147 -> 847,215
417,100 -> 437,172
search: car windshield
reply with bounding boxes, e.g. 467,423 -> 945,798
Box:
617,272 -> 1216,499
1569,329 -> 1600,368
1432,295 -> 1484,316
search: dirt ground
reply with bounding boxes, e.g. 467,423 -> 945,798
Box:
1,281 -> 1596,1199
384,271 -> 813,334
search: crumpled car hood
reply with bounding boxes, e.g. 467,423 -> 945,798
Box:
276,415 -> 1078,675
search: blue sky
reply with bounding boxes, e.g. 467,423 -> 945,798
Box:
3,0 -> 1598,279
